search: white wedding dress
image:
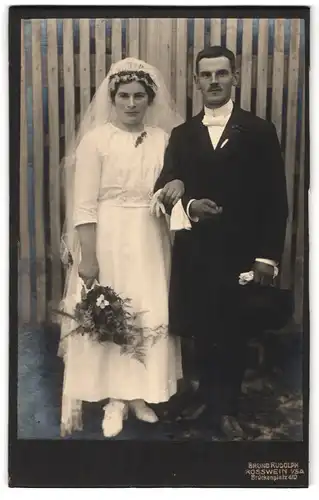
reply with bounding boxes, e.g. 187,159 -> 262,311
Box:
60,123 -> 183,404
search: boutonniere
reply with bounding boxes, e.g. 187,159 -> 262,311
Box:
231,124 -> 248,134
219,123 -> 248,150
135,131 -> 147,148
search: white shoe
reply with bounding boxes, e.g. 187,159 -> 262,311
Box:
129,400 -> 159,423
102,400 -> 128,438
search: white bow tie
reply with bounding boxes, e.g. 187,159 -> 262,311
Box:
202,114 -> 229,127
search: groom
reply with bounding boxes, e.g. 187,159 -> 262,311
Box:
154,46 -> 288,439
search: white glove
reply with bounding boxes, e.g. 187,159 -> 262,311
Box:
239,267 -> 279,285
150,190 -> 192,231
150,189 -> 166,218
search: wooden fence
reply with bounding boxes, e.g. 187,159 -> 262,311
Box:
19,18 -> 306,328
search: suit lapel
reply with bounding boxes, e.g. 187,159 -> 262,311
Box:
189,106 -> 252,168
191,105 -> 246,151
215,104 -> 244,150
191,110 -> 215,155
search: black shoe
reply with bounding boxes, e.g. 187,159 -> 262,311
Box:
176,399 -> 207,422
220,415 -> 247,441
160,381 -> 199,423
236,419 -> 262,440
167,419 -> 223,441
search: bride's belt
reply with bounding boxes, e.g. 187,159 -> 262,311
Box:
99,195 -> 152,208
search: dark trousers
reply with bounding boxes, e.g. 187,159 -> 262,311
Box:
192,318 -> 252,421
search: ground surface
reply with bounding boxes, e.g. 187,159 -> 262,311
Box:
17,325 -> 303,441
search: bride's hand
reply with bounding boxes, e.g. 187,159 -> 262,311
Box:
157,179 -> 185,207
150,193 -> 166,218
78,257 -> 99,289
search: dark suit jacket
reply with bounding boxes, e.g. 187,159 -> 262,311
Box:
155,105 -> 288,337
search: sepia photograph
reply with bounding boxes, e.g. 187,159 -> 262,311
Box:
10,5 -> 309,487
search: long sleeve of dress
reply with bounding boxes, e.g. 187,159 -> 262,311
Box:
73,132 -> 102,228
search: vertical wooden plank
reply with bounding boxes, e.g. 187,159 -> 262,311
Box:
111,18 -> 122,63
63,19 -> 75,152
271,19 -> 285,141
157,18 -> 173,91
146,19 -> 160,65
175,18 -> 188,120
79,19 -> 90,121
105,19 -> 112,56
128,18 -> 139,58
281,19 -> 301,289
226,18 -> 237,53
210,18 -> 222,45
294,76 -> 305,326
95,19 -> 106,90
240,19 -> 253,111
139,19 -> 148,62
226,19 -> 237,101
170,18 -> 177,102
123,19 -> 129,58
31,19 -> 46,322
192,18 -> 205,116
19,21 -> 31,324
256,19 -> 269,119
47,19 -> 62,309
62,19 -> 75,265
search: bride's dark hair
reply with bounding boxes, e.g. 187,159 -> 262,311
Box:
109,70 -> 157,104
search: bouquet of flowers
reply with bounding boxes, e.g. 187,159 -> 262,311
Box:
54,283 -> 165,364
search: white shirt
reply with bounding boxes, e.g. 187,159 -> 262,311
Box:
203,99 -> 233,148
186,99 -> 276,268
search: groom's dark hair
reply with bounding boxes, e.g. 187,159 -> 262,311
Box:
195,46 -> 236,74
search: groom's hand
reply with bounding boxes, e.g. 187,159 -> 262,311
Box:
157,179 -> 185,207
79,256 -> 99,289
189,199 -> 223,220
252,261 -> 274,286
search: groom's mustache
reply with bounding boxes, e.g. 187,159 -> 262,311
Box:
208,85 -> 222,91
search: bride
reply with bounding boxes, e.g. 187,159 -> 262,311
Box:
58,57 -> 185,438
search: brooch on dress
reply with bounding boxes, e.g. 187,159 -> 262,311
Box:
135,131 -> 147,148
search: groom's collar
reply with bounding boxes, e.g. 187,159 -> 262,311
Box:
191,102 -> 250,149
204,99 -> 233,118
195,101 -> 245,127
